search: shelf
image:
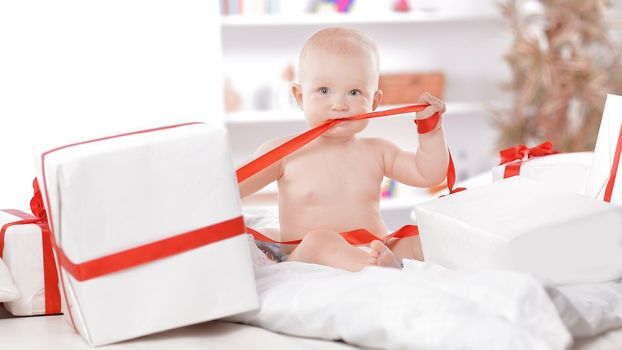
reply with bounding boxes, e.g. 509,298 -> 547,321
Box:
226,101 -> 484,124
221,10 -> 622,29
221,11 -> 501,27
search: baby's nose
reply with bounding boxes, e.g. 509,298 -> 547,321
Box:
330,99 -> 348,111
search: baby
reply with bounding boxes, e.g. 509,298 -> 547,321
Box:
239,27 -> 449,271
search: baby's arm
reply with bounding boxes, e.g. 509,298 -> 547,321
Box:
237,137 -> 287,198
380,93 -> 449,187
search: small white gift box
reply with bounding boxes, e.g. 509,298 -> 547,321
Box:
0,257 -> 20,303
0,208 -> 60,316
492,152 -> 592,194
586,94 -> 622,204
414,177 -> 622,285
35,123 -> 258,346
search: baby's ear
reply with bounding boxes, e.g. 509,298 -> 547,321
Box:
291,83 -> 304,109
372,90 -> 383,111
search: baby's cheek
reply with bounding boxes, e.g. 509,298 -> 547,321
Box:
308,109 -> 327,124
305,113 -> 325,127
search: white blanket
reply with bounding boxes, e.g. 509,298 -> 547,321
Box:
229,239 -> 622,350
552,280 -> 622,338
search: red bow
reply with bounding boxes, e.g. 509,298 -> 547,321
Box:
498,141 -> 558,178
30,178 -> 47,221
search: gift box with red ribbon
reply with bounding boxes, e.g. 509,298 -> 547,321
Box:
0,179 -> 61,316
34,123 -> 259,346
492,142 -> 592,194
587,94 -> 622,204
414,176 -> 622,285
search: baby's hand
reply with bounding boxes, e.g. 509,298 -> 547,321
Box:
415,92 -> 446,120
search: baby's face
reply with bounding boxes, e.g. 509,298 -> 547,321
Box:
294,47 -> 382,138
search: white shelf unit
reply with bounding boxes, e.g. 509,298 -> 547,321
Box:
221,6 -> 510,228
221,11 -> 502,27
221,7 -> 621,28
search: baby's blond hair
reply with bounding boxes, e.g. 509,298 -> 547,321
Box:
298,27 -> 379,78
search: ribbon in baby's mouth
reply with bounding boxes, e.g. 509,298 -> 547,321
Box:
237,104 -> 452,186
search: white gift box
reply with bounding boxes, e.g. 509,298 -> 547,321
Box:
493,152 -> 592,194
587,94 -> 622,204
414,177 -> 622,285
35,123 -> 259,346
0,209 -> 58,316
0,257 -> 20,303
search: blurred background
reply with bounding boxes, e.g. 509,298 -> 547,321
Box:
222,0 -> 622,227
1,0 -> 622,229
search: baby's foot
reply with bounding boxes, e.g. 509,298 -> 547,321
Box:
369,240 -> 401,269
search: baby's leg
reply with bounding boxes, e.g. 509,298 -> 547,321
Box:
386,236 -> 424,262
287,230 -> 399,271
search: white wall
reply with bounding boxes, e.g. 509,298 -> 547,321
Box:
0,1 -> 224,210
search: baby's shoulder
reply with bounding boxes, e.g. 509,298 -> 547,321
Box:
255,135 -> 296,157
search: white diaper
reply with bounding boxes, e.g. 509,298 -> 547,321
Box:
243,208 -> 377,266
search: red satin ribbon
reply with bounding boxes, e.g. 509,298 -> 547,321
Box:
0,179 -> 61,315
498,141 -> 558,178
238,105 -> 440,183
53,216 -> 246,282
238,104 -> 464,245
246,225 -> 420,245
413,112 -> 440,134
604,125 -> 622,202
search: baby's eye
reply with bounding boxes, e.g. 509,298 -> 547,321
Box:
349,89 -> 361,96
318,87 -> 329,95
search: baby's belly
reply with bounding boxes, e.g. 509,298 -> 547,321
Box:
278,200 -> 388,243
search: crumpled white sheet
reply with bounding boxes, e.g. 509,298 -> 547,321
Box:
551,280 -> 622,338
239,208 -> 622,350
402,261 -> 622,342
234,233 -> 622,350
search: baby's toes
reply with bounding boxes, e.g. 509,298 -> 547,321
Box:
369,249 -> 379,258
370,240 -> 384,253
369,256 -> 378,266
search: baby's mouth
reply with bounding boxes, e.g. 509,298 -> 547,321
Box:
331,121 -> 354,129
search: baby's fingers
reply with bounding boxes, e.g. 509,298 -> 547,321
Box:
418,92 -> 445,114
415,104 -> 441,119
417,91 -> 435,104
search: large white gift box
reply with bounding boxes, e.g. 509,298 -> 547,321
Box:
492,152 -> 592,194
414,177 -> 622,285
587,94 -> 622,204
0,208 -> 60,316
35,123 -> 259,346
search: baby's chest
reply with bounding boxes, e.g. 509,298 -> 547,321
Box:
281,149 -> 383,200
